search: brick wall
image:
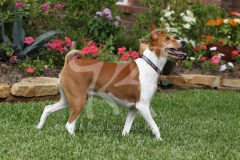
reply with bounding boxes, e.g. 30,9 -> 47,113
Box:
116,0 -> 148,29
116,0 -> 239,29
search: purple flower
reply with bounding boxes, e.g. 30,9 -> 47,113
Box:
15,2 -> 24,8
116,16 -> 121,21
42,3 -> 50,12
96,11 -> 103,16
54,3 -> 62,10
103,8 -> 111,15
113,21 -> 119,28
106,14 -> 112,20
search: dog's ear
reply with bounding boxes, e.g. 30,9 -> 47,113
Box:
160,23 -> 165,34
150,22 -> 158,39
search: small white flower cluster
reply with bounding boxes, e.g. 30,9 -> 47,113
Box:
220,62 -> 234,71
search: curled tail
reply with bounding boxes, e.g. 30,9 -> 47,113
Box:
64,50 -> 84,66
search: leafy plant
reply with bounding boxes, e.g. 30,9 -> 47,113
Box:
87,8 -> 123,44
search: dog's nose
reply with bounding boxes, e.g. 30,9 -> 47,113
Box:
181,41 -> 186,47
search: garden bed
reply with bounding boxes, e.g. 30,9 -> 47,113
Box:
1,61 -> 240,86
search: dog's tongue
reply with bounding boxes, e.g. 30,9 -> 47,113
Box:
170,48 -> 187,56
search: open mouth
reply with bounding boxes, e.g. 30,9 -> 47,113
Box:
165,48 -> 187,59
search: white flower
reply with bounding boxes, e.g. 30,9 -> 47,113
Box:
210,46 -> 217,51
228,62 -> 234,67
220,64 -> 227,71
183,23 -> 191,29
234,18 -> 240,23
180,12 -> 185,16
164,11 -> 172,17
218,53 -> 225,58
189,39 -> 196,47
190,57 -> 195,60
182,16 -> 196,24
186,10 -> 194,17
223,19 -> 229,23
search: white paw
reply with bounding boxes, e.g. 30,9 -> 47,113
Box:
36,123 -> 43,130
122,131 -> 129,136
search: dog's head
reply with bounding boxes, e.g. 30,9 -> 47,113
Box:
149,23 -> 186,59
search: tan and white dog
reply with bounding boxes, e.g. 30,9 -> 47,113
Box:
36,23 -> 186,140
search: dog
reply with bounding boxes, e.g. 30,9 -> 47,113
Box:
36,23 -> 186,140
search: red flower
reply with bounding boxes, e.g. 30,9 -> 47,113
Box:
201,44 -> 207,50
232,50 -> 239,55
24,37 -> 34,45
210,55 -> 220,64
141,41 -> 147,44
118,46 -> 126,54
26,67 -> 34,73
200,56 -> 208,61
120,53 -> 129,61
130,51 -> 139,59
65,37 -> 74,47
194,46 -> 199,51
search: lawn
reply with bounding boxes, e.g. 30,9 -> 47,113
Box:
0,89 -> 239,159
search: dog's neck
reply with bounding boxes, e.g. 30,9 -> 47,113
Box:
142,48 -> 168,72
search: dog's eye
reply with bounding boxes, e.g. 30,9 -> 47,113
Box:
166,37 -> 170,41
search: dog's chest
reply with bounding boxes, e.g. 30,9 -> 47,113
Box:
87,89 -> 135,108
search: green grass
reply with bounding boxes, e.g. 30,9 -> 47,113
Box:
0,89 -> 239,159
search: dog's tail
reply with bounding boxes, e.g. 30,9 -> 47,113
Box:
64,50 -> 84,66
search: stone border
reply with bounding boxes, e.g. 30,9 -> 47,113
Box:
158,74 -> 240,92
0,75 -> 240,103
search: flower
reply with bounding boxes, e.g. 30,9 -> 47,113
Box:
190,57 -> 195,60
65,37 -> 74,47
15,2 -> 24,8
210,46 -> 217,51
113,21 -> 119,28
130,51 -> 139,59
9,56 -> 17,63
118,47 -> 126,54
218,53 -> 225,58
81,41 -> 99,56
103,8 -> 111,15
121,53 -> 129,61
96,12 -> 103,16
232,50 -> 239,55
194,46 -> 199,51
116,16 -> 121,21
26,67 -> 34,73
220,64 -> 227,71
204,11 -> 240,47
210,55 -> 220,64
228,62 -> 234,67
24,37 -> 34,45
200,56 -> 208,61
42,3 -> 50,12
54,3 -> 62,10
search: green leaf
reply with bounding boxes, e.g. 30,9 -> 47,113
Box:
23,30 -> 65,55
1,24 -> 10,42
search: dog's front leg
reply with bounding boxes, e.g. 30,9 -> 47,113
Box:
136,102 -> 163,140
122,108 -> 138,136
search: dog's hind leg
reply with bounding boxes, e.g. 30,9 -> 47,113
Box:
122,108 -> 138,136
136,102 -> 162,140
65,95 -> 87,135
36,82 -> 69,129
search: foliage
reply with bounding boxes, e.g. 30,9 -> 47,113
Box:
87,8 -> 123,44
203,11 -> 240,47
232,50 -> 240,65
201,60 -> 218,72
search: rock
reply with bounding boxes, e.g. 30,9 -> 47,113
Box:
11,77 -> 59,97
181,74 -> 221,88
0,83 -> 10,98
221,79 -> 240,88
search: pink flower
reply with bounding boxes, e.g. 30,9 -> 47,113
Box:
118,46 -> 126,54
92,51 -> 99,57
232,50 -> 239,55
200,56 -> 208,61
88,41 -> 95,47
201,44 -> 207,50
130,51 -> 139,59
42,3 -> 50,12
9,56 -> 17,63
141,41 -> 147,44
121,53 -> 129,61
65,37 -> 74,47
210,55 -> 220,64
26,67 -> 34,73
47,42 -> 56,48
82,46 -> 91,55
24,37 -> 34,45
15,2 -> 24,8
54,3 -> 62,10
